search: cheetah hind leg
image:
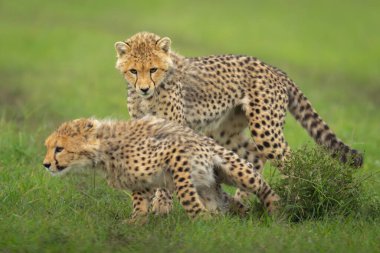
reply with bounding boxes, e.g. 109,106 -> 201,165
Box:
214,146 -> 280,214
221,189 -> 250,216
168,155 -> 210,219
217,133 -> 267,209
233,142 -> 291,206
231,94 -> 291,206
232,150 -> 291,210
207,119 -> 268,210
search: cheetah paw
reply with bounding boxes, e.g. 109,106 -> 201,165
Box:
151,199 -> 173,215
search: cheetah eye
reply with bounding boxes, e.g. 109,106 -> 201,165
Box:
129,69 -> 137,75
55,147 -> 64,154
150,68 -> 158,74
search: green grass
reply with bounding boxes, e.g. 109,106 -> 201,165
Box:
273,147 -> 379,222
1,0 -> 379,252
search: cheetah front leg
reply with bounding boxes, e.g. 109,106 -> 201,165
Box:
127,190 -> 154,224
127,90 -> 176,217
151,188 -> 173,215
168,154 -> 209,219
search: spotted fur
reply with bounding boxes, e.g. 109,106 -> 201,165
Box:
43,116 -> 279,222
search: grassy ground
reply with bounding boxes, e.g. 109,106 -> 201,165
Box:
1,0 -> 379,252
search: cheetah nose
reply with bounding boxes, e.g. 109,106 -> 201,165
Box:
43,163 -> 51,169
140,87 -> 149,94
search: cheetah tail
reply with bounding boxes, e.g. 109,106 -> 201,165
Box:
278,71 -> 363,167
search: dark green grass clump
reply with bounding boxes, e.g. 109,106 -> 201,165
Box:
273,146 -> 365,222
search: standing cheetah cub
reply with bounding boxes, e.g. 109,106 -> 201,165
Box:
114,32 -> 363,207
42,116 -> 279,222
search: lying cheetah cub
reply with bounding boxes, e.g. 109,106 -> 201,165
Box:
42,116 -> 279,222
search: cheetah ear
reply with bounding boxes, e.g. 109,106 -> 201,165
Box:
75,119 -> 97,139
114,41 -> 130,57
156,37 -> 171,53
73,119 -> 95,133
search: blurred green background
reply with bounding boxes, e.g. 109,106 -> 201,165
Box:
1,0 -> 379,252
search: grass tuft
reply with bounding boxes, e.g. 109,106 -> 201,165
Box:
273,146 -> 369,222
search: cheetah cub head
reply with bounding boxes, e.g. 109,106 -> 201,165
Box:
42,119 -> 99,176
114,32 -> 173,98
